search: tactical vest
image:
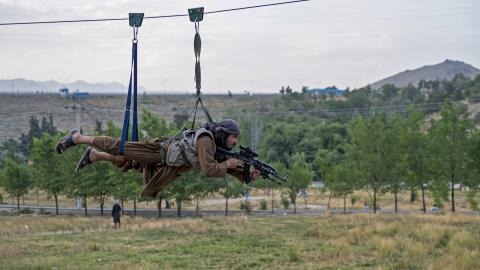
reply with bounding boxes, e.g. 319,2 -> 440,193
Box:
166,128 -> 215,168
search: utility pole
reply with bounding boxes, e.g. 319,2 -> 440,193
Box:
65,103 -> 85,209
249,112 -> 262,152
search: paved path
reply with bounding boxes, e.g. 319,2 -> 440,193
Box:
1,204 -> 478,218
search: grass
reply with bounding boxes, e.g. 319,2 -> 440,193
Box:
1,214 -> 479,269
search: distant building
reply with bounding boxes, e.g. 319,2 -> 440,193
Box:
73,90 -> 90,99
59,87 -> 69,96
308,86 -> 345,96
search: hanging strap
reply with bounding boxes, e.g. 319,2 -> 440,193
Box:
120,14 -> 143,155
186,7 -> 214,129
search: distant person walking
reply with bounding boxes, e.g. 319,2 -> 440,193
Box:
112,199 -> 122,229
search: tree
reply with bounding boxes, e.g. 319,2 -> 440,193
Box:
219,176 -> 244,216
285,153 -> 313,214
348,116 -> 392,213
0,158 -> 31,209
399,109 -> 431,212
329,161 -> 356,213
166,171 -> 196,217
0,139 -> 22,165
189,173 -> 222,216
385,114 -> 407,213
30,134 -> 69,215
140,110 -> 174,138
429,102 -> 471,212
251,175 -> 278,214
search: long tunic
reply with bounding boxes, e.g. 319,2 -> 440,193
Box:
92,135 -> 244,198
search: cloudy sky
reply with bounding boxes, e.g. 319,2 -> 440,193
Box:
0,0 -> 478,93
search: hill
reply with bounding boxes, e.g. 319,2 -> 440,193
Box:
0,93 -> 273,142
0,79 -> 148,93
370,60 -> 480,89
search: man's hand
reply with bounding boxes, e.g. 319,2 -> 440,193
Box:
250,170 -> 261,181
225,158 -> 242,169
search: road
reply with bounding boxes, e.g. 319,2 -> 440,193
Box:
1,204 -> 478,218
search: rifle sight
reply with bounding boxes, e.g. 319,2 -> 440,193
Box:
239,146 -> 258,158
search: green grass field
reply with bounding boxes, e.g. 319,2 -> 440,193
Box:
1,214 -> 479,269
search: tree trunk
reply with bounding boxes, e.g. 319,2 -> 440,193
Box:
271,188 -> 275,214
421,185 -> 426,213
196,197 -> 200,216
451,177 -> 455,212
121,199 -> 124,215
343,194 -> 346,213
84,195 -> 88,216
157,196 -> 162,218
133,199 -> 137,217
327,191 -> 332,210
100,197 -> 104,216
225,196 -> 229,216
54,194 -> 59,215
17,195 -> 20,210
292,195 -> 297,214
304,195 -> 308,210
394,186 -> 398,214
373,187 -> 377,214
177,200 -> 182,217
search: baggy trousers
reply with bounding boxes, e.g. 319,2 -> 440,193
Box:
92,136 -> 192,198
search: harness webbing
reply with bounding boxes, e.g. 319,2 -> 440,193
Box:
119,17 -> 142,155
186,9 -> 214,130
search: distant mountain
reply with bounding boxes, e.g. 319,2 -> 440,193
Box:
0,79 -> 149,93
370,60 -> 480,89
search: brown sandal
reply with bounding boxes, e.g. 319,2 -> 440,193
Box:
55,130 -> 78,154
75,147 -> 93,174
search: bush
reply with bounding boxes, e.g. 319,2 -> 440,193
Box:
39,208 -> 51,215
287,245 -> 300,262
240,201 -> 252,214
350,195 -> 357,207
281,195 -> 290,210
259,199 -> 267,210
467,191 -> 479,211
18,208 -> 33,214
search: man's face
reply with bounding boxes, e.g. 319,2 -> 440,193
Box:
225,134 -> 238,149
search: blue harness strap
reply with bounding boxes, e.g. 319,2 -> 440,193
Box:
119,19 -> 142,155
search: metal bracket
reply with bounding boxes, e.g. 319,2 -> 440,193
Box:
129,13 -> 144,27
188,7 -> 204,22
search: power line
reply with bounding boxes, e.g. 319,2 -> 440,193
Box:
0,0 -> 310,26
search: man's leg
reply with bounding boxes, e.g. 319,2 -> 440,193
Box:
72,132 -> 94,145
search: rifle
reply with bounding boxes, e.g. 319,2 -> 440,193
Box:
216,145 -> 288,185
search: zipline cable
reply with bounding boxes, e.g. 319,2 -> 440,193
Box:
0,0 -> 310,26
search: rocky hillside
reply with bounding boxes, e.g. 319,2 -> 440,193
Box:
370,60 -> 480,89
0,93 -> 272,143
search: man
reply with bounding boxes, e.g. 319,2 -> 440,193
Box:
55,119 -> 260,198
111,199 -> 122,229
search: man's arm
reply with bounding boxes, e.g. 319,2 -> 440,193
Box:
196,135 -> 230,177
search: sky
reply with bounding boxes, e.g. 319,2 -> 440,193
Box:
0,0 -> 478,93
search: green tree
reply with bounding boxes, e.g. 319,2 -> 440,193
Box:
348,116 -> 391,213
0,158 -> 31,209
429,102 -> 472,212
285,153 -> 313,214
399,109 -> 431,212
165,171 -> 196,217
30,134 -> 69,215
219,176 -> 244,216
